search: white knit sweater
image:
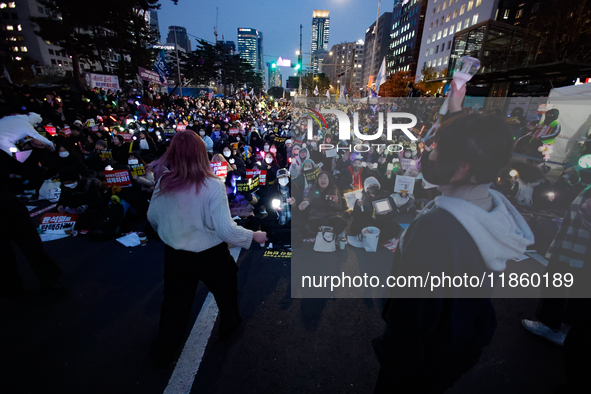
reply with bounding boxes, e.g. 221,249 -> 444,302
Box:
147,176 -> 253,253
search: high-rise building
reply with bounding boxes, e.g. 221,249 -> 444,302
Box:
415,0 -> 500,82
268,64 -> 282,88
8,0 -> 115,76
362,12 -> 393,92
146,10 -> 160,43
166,26 -> 191,53
388,0 -> 428,76
237,28 -> 263,73
323,41 -> 365,96
311,10 -> 330,74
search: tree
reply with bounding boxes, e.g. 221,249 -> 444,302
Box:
379,71 -> 415,97
31,0 -> 160,89
531,0 -> 591,64
415,65 -> 445,96
300,73 -> 331,96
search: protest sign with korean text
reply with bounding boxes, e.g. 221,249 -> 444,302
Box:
130,164 -> 145,176
105,170 -> 132,188
211,161 -> 228,177
394,175 -> 415,195
39,213 -> 79,232
246,169 -> 267,185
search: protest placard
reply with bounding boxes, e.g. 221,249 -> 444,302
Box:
44,126 -> 57,136
400,158 -> 416,171
105,169 -> 132,187
236,176 -> 259,193
211,161 -> 228,177
99,150 -> 113,159
303,167 -> 320,183
246,169 -> 267,185
119,133 -> 132,142
394,175 -> 415,195
130,164 -> 145,176
176,124 -> 186,132
39,213 -> 79,232
343,189 -> 363,211
273,135 -> 287,145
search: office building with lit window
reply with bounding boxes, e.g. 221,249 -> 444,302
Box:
415,0 -> 500,82
311,10 -> 330,74
388,0 -> 428,76
361,12 -> 392,91
323,41 -> 364,96
237,27 -> 263,73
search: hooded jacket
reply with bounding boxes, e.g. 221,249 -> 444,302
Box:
374,184 -> 534,388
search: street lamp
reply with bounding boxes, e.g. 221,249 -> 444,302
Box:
296,50 -> 300,55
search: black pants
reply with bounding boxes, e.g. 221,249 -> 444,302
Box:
0,191 -> 62,294
154,243 -> 240,353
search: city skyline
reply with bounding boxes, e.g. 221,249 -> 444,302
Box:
157,0 -> 377,76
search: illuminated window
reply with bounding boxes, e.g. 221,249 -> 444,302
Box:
444,56 -> 448,64
435,20 -> 439,28
443,28 -> 448,37
443,2 -> 447,10
516,9 -> 523,18
425,49 -> 429,56
438,58 -> 442,66
453,9 -> 458,19
472,14 -> 478,25
0,4 -> 6,9
8,36 -> 15,41
20,46 -> 26,52
432,33 -> 436,41
437,31 -> 442,40
8,2 -> 14,8
464,18 -> 470,28
437,5 -> 441,13
476,0 -> 482,6
12,46 -> 17,51
429,48 -> 433,55
427,35 -> 431,43
6,25 -> 13,30
450,25 -> 455,35
427,60 -> 431,67
460,5 -> 465,15
15,56 -> 21,61
468,1 -> 473,11
457,22 -> 462,31
17,24 -> 21,31
446,13 -> 451,22
503,9 -> 510,19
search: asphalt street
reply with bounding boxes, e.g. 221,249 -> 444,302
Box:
0,213 -> 567,394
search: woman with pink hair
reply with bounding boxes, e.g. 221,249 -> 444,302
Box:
147,131 -> 266,367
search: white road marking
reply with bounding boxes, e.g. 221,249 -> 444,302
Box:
163,246 -> 241,394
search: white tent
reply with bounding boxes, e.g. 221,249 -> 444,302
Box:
548,83 -> 591,166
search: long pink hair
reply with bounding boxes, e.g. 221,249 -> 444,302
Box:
150,131 -> 216,194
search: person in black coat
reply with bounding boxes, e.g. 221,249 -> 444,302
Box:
373,91 -> 534,393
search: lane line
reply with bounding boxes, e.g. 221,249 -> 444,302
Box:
163,246 -> 241,394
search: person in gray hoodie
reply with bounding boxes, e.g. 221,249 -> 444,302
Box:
373,111 -> 535,393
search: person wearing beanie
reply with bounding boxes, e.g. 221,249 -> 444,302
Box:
350,176 -> 398,241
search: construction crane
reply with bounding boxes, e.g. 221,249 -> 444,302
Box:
214,7 -> 219,43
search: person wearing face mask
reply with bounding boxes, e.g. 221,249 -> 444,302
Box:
350,177 -> 398,241
298,171 -> 347,239
249,131 -> 264,152
373,86 -> 535,393
55,141 -> 89,178
337,154 -> 373,194
128,152 -> 155,194
291,159 -> 319,205
85,139 -> 113,179
57,167 -> 104,229
262,152 -> 280,185
261,169 -> 296,246
221,143 -> 246,178
197,129 -> 214,154
290,146 -> 310,179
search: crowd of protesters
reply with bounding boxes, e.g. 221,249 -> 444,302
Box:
1,83 -> 590,392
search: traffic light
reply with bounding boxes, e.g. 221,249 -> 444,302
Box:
271,62 -> 276,68
294,63 -> 300,70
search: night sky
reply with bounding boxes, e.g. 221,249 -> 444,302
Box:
158,0 -> 389,81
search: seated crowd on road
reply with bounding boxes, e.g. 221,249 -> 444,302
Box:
2,87 -> 589,247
